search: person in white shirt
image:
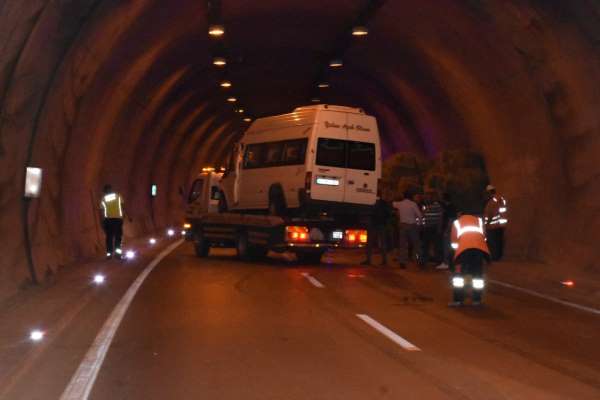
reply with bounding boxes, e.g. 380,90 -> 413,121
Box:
393,190 -> 423,268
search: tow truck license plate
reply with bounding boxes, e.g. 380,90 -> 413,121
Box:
332,230 -> 343,240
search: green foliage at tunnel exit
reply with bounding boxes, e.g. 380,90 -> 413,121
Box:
382,150 -> 489,214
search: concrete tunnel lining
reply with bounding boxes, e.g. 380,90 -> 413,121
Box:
0,0 -> 599,300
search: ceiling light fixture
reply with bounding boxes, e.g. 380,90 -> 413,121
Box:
208,24 -> 225,37
318,82 -> 330,88
227,97 -> 237,102
352,26 -> 369,36
220,80 -> 232,88
243,117 -> 252,122
311,97 -> 321,103
329,59 -> 343,68
236,108 -> 244,113
213,57 -> 226,66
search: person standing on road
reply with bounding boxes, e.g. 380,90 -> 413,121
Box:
393,190 -> 423,269
420,190 -> 443,266
100,184 -> 126,259
362,198 -> 393,266
484,185 -> 508,261
436,193 -> 457,270
449,213 -> 490,306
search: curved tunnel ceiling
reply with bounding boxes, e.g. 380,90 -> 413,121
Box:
1,0 -> 600,296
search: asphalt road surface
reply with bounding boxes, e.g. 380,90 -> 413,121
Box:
4,244 -> 600,399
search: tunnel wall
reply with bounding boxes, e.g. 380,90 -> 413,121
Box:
0,0 -> 599,300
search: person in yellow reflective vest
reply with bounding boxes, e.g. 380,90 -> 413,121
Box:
484,185 -> 508,260
100,184 -> 126,259
449,214 -> 491,306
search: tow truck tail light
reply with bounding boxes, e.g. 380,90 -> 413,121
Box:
345,229 -> 368,245
305,172 -> 312,193
286,226 -> 309,242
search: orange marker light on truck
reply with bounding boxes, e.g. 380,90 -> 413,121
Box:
344,230 -> 367,245
286,226 -> 309,242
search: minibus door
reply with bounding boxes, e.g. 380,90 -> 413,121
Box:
344,114 -> 378,205
313,112 -> 347,203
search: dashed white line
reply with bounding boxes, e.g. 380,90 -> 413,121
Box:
301,272 -> 325,288
489,279 -> 600,316
60,239 -> 184,400
356,314 -> 421,352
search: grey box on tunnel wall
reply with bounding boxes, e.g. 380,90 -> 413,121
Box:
24,167 -> 43,198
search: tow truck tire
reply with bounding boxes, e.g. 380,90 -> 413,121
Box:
296,251 -> 324,264
218,191 -> 228,213
236,231 -> 249,260
194,232 -> 210,257
249,246 -> 268,260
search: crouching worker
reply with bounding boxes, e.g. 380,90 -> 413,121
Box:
449,214 -> 490,306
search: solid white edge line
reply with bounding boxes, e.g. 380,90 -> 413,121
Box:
489,279 -> 600,316
356,314 -> 420,352
60,239 -> 184,400
301,272 -> 325,288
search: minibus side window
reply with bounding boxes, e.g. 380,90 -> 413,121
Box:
244,144 -> 264,169
282,139 -> 308,165
347,141 -> 375,171
316,138 -> 346,168
263,142 -> 285,166
188,179 -> 204,203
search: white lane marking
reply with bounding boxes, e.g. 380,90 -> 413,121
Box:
356,314 -> 421,352
60,239 -> 184,400
489,279 -> 600,316
301,272 -> 325,288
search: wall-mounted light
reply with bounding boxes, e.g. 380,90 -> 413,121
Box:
352,26 -> 369,36
227,97 -> 237,102
236,108 -> 244,113
220,80 -> 232,88
24,167 -> 43,198
208,24 -> 225,37
311,97 -> 321,103
213,57 -> 227,66
329,59 -> 343,68
243,117 -> 252,122
318,82 -> 330,88
150,184 -> 158,197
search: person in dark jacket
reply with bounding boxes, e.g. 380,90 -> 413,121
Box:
362,199 -> 393,266
436,192 -> 458,270
421,190 -> 444,266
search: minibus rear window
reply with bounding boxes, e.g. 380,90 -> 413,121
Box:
316,138 -> 375,171
347,141 -> 375,171
316,138 -> 346,168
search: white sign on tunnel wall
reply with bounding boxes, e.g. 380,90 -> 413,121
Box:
24,167 -> 43,198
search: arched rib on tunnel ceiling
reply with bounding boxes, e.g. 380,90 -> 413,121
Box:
1,0 -> 599,298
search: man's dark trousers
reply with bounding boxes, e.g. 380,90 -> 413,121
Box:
104,218 -> 123,255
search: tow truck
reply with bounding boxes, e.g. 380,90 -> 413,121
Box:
183,167 -> 368,263
187,212 -> 368,264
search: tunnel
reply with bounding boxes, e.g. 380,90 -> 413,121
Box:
1,0 -> 599,300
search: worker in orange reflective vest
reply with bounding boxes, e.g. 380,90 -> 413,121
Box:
484,185 -> 508,261
449,214 -> 491,306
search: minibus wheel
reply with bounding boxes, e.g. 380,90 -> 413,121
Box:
268,189 -> 286,216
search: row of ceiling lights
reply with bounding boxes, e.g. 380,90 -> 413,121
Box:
207,22 -> 370,110
311,25 -> 369,103
208,24 -> 252,122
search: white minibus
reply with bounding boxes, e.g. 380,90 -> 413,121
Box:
219,104 -> 381,215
